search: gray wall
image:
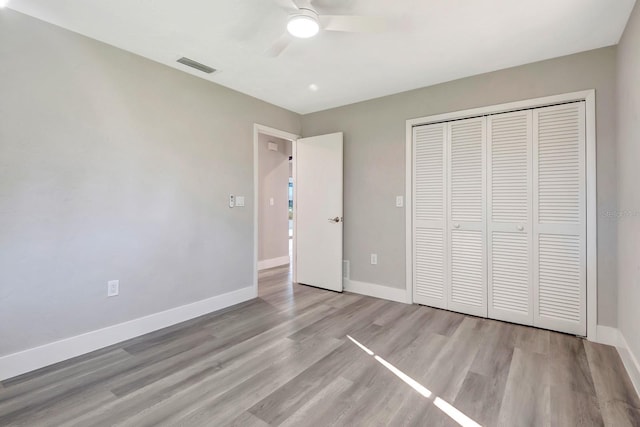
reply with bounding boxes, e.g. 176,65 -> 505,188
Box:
0,10 -> 300,356
258,134 -> 291,262
302,47 -> 619,327
617,2 -> 640,363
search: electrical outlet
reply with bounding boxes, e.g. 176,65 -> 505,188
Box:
107,280 -> 119,297
370,254 -> 378,265
396,196 -> 404,208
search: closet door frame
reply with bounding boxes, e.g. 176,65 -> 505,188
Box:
405,89 -> 597,341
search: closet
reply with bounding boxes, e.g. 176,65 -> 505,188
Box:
412,101 -> 586,335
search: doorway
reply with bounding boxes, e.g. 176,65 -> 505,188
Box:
253,125 -> 299,297
257,134 -> 293,270
253,125 -> 344,296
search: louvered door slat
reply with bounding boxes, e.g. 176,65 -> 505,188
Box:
487,110 -> 533,325
447,117 -> 486,317
533,102 -> 586,336
413,124 -> 447,308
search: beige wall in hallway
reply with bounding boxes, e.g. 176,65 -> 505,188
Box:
302,46 -> 619,327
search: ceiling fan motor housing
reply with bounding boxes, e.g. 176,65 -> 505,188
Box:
287,8 -> 320,38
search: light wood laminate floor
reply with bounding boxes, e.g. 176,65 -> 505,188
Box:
1,265 -> 639,426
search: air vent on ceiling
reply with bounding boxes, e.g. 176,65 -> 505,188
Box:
176,57 -> 216,74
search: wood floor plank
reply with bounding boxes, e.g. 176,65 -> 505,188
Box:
600,399 -> 640,427
496,348 -> 550,427
144,337 -> 343,426
1,264 -> 638,426
419,317 -> 484,402
0,348 -> 130,404
66,304 -> 339,427
585,341 -> 640,409
247,331 -> 377,424
66,337 -> 297,427
227,411 -> 271,427
549,386 -> 603,427
277,376 -> 354,427
549,333 -> 597,396
454,371 -> 508,427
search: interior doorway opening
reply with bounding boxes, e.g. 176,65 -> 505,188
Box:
253,124 -> 299,297
257,133 -> 293,270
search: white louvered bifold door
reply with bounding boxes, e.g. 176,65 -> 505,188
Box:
487,111 -> 534,325
413,123 -> 448,308
533,103 -> 586,335
447,117 -> 487,317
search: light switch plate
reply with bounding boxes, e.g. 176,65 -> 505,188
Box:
370,254 -> 378,265
269,197 -> 274,206
396,196 -> 404,208
236,196 -> 245,207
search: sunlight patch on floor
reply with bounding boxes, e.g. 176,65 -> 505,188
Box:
346,335 -> 482,427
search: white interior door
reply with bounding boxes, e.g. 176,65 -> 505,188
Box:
533,103 -> 586,335
447,117 -> 487,317
295,132 -> 344,292
413,123 -> 448,308
487,110 -> 534,325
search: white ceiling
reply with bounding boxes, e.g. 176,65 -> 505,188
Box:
7,0 -> 636,114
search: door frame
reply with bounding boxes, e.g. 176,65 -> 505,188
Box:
405,90 -> 597,341
253,124 -> 300,297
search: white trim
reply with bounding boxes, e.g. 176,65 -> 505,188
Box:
253,124 -> 300,294
594,326 -> 640,399
344,279 -> 411,304
291,136 -> 298,284
405,120 -> 414,304
596,325 -> 620,347
405,90 -> 598,340
618,332 -> 640,398
405,90 -> 596,127
585,90 -> 598,342
258,255 -> 291,271
0,286 -> 255,381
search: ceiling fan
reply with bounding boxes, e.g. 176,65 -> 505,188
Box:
266,0 -> 388,57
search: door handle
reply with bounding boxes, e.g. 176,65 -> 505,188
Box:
328,217 -> 342,223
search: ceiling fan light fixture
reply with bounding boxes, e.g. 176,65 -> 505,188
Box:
287,9 -> 320,38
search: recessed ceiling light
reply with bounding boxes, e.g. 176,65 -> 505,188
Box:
0,0 -> 10,8
309,84 -> 319,91
287,9 -> 320,38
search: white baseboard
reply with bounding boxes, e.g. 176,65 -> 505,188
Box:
0,286 -> 255,381
618,331 -> 640,398
343,279 -> 410,304
258,255 -> 290,271
594,325 -> 640,399
596,325 -> 621,347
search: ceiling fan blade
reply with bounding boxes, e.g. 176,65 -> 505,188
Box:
320,15 -> 387,33
265,33 -> 293,57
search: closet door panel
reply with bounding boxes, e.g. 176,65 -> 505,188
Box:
413,124 -> 447,308
533,103 -> 586,335
447,117 -> 487,317
487,111 -> 533,325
